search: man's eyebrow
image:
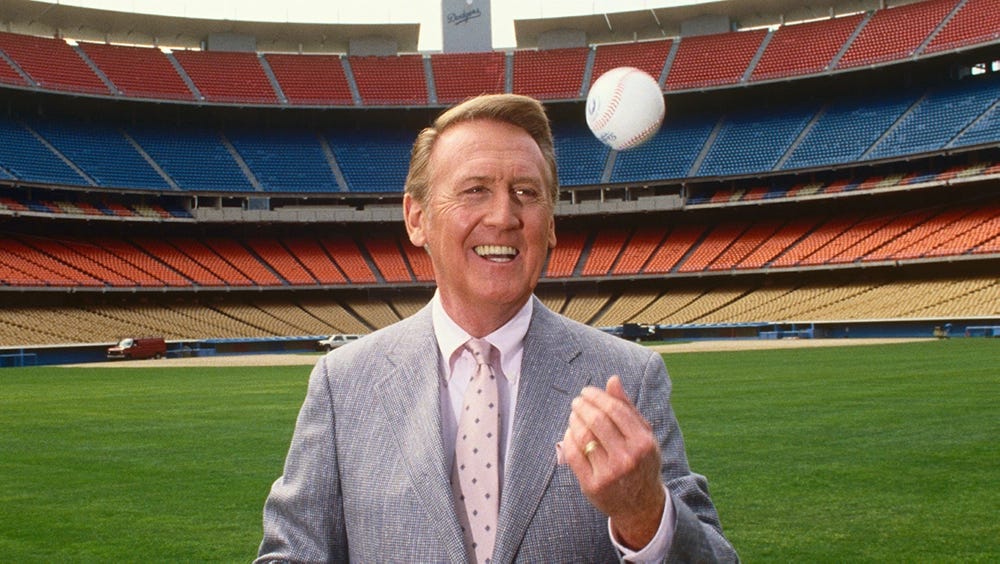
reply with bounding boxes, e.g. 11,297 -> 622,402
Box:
460,175 -> 542,186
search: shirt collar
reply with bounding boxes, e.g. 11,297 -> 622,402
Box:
431,290 -> 532,385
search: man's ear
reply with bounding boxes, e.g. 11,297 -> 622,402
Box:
547,215 -> 557,249
403,193 -> 426,247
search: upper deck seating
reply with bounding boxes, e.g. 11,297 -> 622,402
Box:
925,0 -> 1000,53
837,0 -> 959,68
590,40 -> 671,87
265,53 -> 354,106
0,52 -> 27,87
751,13 -> 864,81
430,52 -> 506,104
665,29 -> 766,90
0,32 -> 108,94
79,42 -> 194,100
349,54 -> 428,105
172,50 -> 278,104
512,47 -> 588,100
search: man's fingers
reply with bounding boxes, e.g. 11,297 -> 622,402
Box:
605,375 -> 628,403
570,392 -> 625,451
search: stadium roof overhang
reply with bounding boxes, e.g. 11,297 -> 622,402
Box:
513,0 -> 874,47
0,0 -> 420,53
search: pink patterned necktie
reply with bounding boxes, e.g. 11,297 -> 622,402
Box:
451,338 -> 500,564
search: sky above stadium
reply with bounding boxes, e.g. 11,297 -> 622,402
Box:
36,0 -> 711,49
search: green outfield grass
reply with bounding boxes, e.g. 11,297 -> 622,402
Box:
1,340 -> 997,562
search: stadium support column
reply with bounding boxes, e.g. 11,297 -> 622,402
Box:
442,0 -> 492,53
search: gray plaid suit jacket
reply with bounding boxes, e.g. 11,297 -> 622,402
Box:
256,297 -> 736,563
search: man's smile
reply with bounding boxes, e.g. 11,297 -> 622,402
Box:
474,245 -> 518,262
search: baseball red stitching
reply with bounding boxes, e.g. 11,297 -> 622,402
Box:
590,69 -> 632,132
617,105 -> 664,150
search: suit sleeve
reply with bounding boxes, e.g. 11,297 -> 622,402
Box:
256,358 -> 348,563
634,350 -> 739,563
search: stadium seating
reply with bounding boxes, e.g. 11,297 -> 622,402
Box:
544,231 -> 586,277
430,51 -> 506,104
780,91 -> 916,170
282,238 -> 348,285
611,226 -> 666,275
751,13 -> 864,81
227,128 -> 340,192
696,106 -> 816,177
264,53 -> 354,106
0,118 -> 89,186
172,50 -> 278,104
836,0 -> 959,68
611,116 -> 716,182
27,118 -> 171,190
678,222 -> 750,272
125,125 -> 254,191
0,0 -> 994,108
865,75 -> 1000,160
924,0 -> 1000,53
665,29 -> 766,90
246,238 -> 318,285
512,47 -> 589,100
78,42 -> 194,100
349,54 -> 428,105
643,224 -> 705,273
0,32 -> 109,94
551,122 -> 609,186
580,228 -> 630,276
363,236 -> 414,283
590,40 -> 671,87
1,5 -> 999,351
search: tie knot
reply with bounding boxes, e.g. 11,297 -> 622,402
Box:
464,338 -> 492,367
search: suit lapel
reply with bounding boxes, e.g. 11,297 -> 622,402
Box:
373,307 -> 468,564
493,299 -> 591,564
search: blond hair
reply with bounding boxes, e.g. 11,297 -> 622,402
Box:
404,94 -> 558,206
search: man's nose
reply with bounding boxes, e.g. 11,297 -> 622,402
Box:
483,190 -> 521,228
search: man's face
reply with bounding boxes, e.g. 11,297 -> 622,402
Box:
404,119 -> 557,325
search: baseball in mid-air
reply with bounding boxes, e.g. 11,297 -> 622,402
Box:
585,67 -> 665,151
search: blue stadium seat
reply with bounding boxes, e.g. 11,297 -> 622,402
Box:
611,116 -> 716,183
325,128 -> 413,193
951,78 -> 1000,149
781,91 -> 915,170
866,75 -> 1000,160
697,106 -> 816,176
0,117 -> 88,186
126,125 -> 254,191
552,123 -> 609,186
28,118 -> 171,190
227,129 -> 341,193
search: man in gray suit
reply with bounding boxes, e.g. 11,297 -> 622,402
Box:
257,94 -> 737,563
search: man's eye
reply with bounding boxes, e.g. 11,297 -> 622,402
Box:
514,187 -> 540,200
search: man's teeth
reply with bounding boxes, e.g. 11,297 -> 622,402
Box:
475,245 -> 517,262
